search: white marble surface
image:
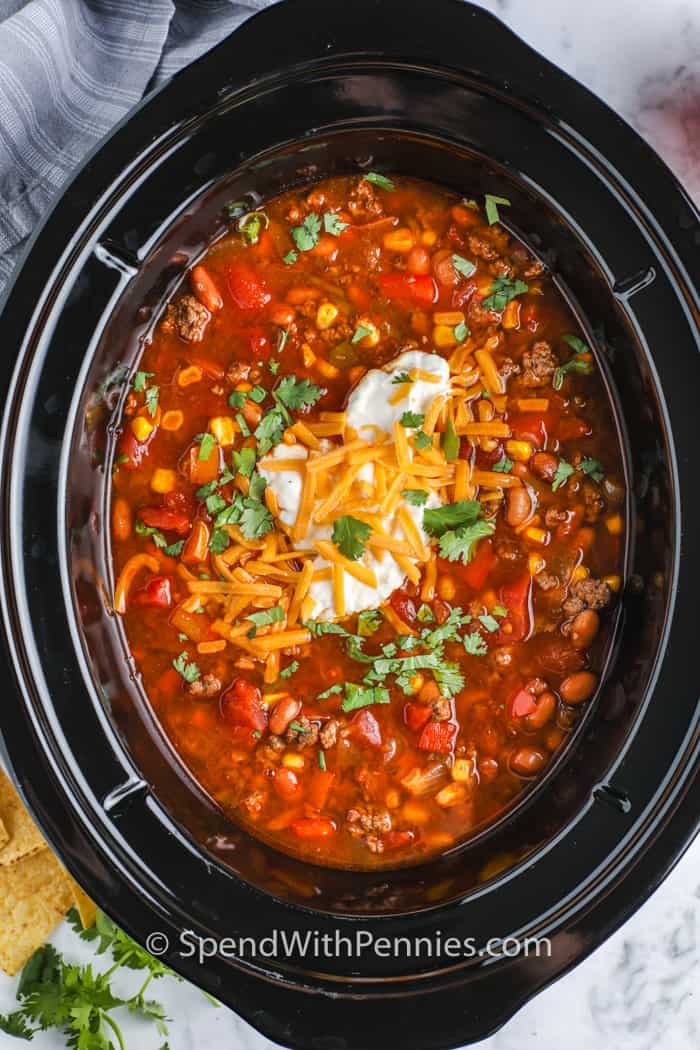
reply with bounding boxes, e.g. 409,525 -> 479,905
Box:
2,0 -> 699,1047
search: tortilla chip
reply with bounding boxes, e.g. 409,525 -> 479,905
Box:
0,769 -> 46,865
0,817 -> 8,850
0,848 -> 73,975
64,872 -> 97,930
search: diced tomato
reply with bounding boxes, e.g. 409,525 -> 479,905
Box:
417,720 -> 457,754
378,272 -> 437,306
307,768 -> 335,810
383,829 -> 416,851
117,430 -> 151,471
557,416 -> 592,442
131,575 -> 172,609
139,507 -> 191,535
507,687 -> 538,720
290,817 -> 336,840
351,709 -> 383,749
249,326 -> 271,361
460,537 -> 496,591
507,411 -> 556,449
227,264 -> 271,310
403,702 -> 432,732
220,678 -> 267,741
390,590 -> 417,626
273,768 -> 301,801
164,489 -> 196,518
498,573 -> 532,643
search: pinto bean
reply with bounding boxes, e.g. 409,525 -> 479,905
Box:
570,609 -> 600,650
505,486 -> 533,528
529,451 -> 558,481
560,671 -> 598,704
525,690 -> 557,730
191,265 -> 223,312
510,747 -> 547,777
269,695 -> 302,736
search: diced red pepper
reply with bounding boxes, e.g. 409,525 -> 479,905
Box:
307,769 -> 335,810
220,678 -> 267,741
507,687 -> 538,720
403,702 -> 433,732
460,537 -> 496,591
227,264 -> 271,310
131,574 -> 172,609
383,829 -> 415,851
417,720 -> 457,754
290,817 -> 336,840
378,272 -> 437,307
351,709 -> 383,749
139,507 -> 191,535
498,572 -> 532,643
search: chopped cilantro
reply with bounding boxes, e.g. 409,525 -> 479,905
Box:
238,210 -> 269,244
332,515 -> 371,560
145,385 -> 159,418
478,613 -> 500,633
492,604 -> 508,617
493,453 -> 514,473
552,458 -> 575,492
417,603 -> 435,623
246,606 -> 284,628
357,609 -> 382,637
341,683 -> 391,712
173,651 -> 200,683
454,320 -> 470,343
423,499 -> 482,536
279,660 -> 299,680
482,276 -> 529,312
438,519 -> 495,564
352,324 -> 373,344
452,253 -> 476,278
239,497 -> 273,540
463,632 -> 488,656
235,412 -> 250,437
274,374 -> 323,410
209,528 -> 230,554
132,370 -> 154,392
400,411 -> 425,428
402,488 -> 428,506
440,418 -> 459,461
579,457 -> 604,483
317,683 -> 343,700
553,352 -> 593,390
248,385 -> 267,403
391,371 -> 412,385
323,211 -> 348,235
291,212 -> 321,252
364,172 -> 395,191
205,492 -> 227,516
254,408 -> 286,454
232,446 -> 256,477
484,194 -> 511,225
269,359 -> 280,375
283,250 -> 298,265
196,432 -> 216,461
563,333 -> 589,355
228,391 -> 246,409
164,539 -> 184,557
135,520 -> 167,549
414,429 -> 432,450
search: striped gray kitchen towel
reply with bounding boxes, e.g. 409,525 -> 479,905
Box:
0,0 -> 273,291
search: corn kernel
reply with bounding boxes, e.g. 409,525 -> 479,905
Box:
421,229 -> 437,247
603,574 -> 622,593
433,324 -> 458,349
383,227 -> 415,252
435,783 -> 467,808
525,526 -> 549,545
505,439 -> 533,462
316,358 -> 340,380
409,674 -> 424,694
130,416 -> 154,442
606,514 -> 624,535
150,468 -> 177,494
161,410 -> 184,431
302,343 -> 316,367
433,310 -> 465,326
437,574 -> 456,601
316,301 -> 339,330
209,416 -> 235,446
451,758 -> 474,784
235,380 -> 253,392
502,300 -> 521,330
282,752 -> 305,771
528,553 -> 546,576
572,564 -> 590,582
177,365 -> 203,387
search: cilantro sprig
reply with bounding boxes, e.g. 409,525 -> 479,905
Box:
332,515 -> 371,560
482,276 -> 529,312
423,499 -> 495,564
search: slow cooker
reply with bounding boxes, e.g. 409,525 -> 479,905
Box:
0,1 -> 698,1046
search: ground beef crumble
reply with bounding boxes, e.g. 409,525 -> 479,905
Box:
161,294 -> 209,342
285,715 -> 320,748
347,178 -> 384,222
562,577 -> 613,617
186,673 -> 221,699
346,805 -> 392,854
521,341 -> 558,387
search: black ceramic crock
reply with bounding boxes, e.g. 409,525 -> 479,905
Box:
0,1 -> 699,1047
